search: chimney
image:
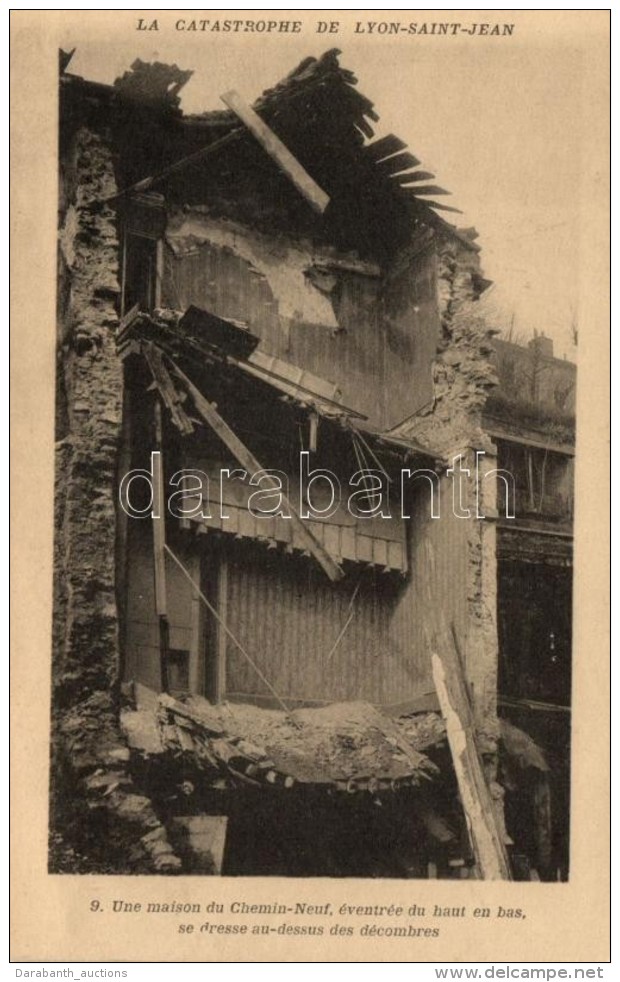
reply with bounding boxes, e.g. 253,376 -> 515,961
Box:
528,333 -> 553,359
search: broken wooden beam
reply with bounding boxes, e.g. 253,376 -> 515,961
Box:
220,89 -> 330,214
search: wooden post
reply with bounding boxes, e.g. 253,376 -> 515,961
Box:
431,632 -> 511,880
153,399 -> 169,693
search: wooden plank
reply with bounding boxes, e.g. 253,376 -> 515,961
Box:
220,89 -> 330,214
119,302 -> 140,332
109,126 -> 245,202
388,539 -> 405,572
430,627 -> 511,880
170,816 -> 228,874
152,402 -> 167,617
170,360 -> 344,582
413,797 -> 457,844
323,524 -> 341,560
154,240 -> 164,307
142,342 -> 194,435
340,525 -> 356,563
485,428 -> 575,457
372,537 -> 388,568
364,134 -> 408,162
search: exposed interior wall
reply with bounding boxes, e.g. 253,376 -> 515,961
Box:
465,448 -> 500,748
52,125 -> 180,872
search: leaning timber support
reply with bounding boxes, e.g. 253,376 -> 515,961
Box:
430,625 -> 511,880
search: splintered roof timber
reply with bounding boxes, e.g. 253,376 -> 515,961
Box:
73,48 -> 480,253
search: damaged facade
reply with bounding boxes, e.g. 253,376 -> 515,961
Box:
52,50 -> 573,879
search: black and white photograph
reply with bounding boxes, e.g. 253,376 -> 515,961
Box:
11,7 -> 610,965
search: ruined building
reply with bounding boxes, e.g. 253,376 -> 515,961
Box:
53,50 -> 574,878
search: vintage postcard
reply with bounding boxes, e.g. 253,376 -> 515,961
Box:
10,8 -> 610,964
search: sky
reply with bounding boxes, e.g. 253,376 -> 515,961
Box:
58,12 -> 601,360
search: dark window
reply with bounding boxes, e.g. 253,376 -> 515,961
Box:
498,561 -> 572,705
123,233 -> 158,313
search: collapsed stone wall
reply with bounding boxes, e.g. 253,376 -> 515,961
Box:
51,126 -> 180,872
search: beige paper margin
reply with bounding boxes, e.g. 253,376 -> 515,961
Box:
10,9 -> 610,963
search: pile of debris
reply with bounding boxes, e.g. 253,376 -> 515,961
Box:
122,691 -> 548,797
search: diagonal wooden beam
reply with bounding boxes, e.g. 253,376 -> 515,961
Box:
220,89 -> 330,215
169,359 -> 344,582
